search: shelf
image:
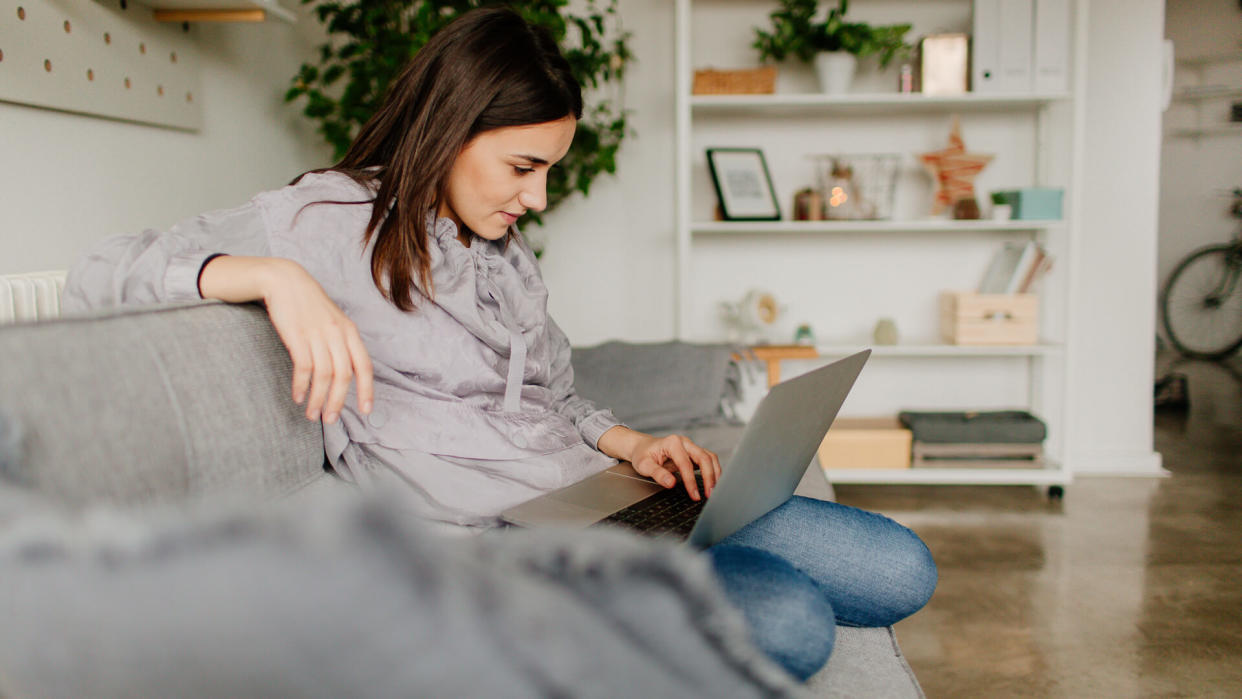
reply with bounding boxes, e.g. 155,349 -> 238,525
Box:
823,467 -> 1069,486
690,92 -> 1071,115
139,0 -> 297,23
1166,124 -> 1242,138
692,220 -> 1064,236
1172,86 -> 1242,102
814,344 -> 1064,358
1176,52 -> 1242,68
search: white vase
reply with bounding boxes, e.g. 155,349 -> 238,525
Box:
813,52 -> 857,94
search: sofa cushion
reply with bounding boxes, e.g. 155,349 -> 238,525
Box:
570,340 -> 742,432
0,302 -> 324,507
809,627 -> 925,698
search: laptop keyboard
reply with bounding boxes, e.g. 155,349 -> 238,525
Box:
596,475 -> 707,539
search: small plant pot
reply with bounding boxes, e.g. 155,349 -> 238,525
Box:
991,203 -> 1013,221
814,51 -> 857,94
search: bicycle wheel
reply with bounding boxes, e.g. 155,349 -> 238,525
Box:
1161,243 -> 1242,360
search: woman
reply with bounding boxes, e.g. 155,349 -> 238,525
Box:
64,7 -> 935,681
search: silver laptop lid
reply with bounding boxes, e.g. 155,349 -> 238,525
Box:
685,349 -> 870,549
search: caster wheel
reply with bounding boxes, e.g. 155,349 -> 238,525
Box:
1048,485 -> 1065,500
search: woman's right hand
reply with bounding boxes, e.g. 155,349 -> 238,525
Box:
260,259 -> 374,424
199,255 -> 374,424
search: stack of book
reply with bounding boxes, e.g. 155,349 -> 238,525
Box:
978,241 -> 1053,294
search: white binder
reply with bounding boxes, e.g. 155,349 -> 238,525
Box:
1033,0 -> 1070,93
999,0 -> 1034,92
971,0 -> 1003,93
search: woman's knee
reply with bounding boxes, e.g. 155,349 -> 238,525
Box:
708,544 -> 836,681
853,524 -> 938,627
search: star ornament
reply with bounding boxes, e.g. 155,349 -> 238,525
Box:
919,117 -> 994,215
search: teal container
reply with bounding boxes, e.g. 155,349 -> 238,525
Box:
992,188 -> 1064,220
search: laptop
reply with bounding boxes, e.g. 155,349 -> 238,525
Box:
501,349 -> 870,549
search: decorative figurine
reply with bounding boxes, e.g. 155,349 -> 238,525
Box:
720,289 -> 785,344
873,317 -> 899,345
919,116 -> 993,216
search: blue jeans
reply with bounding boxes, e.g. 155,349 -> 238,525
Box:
707,496 -> 937,681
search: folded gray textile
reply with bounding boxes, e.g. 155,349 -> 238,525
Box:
897,410 -> 1047,444
0,484 -> 801,699
571,340 -> 744,432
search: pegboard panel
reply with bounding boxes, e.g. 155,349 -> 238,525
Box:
0,0 -> 202,130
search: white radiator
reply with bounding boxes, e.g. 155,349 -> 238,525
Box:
0,271 -> 68,325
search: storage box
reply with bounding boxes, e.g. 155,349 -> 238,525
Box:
940,292 -> 1039,345
818,417 -> 913,470
991,188 -> 1064,220
692,67 -> 776,95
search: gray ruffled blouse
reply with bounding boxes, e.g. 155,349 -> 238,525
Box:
63,171 -> 623,528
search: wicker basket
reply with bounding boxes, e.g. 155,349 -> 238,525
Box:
692,67 -> 777,95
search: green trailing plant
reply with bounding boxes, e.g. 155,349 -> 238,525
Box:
753,0 -> 911,67
286,0 -> 632,232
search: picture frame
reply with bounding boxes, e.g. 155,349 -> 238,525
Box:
706,148 -> 781,221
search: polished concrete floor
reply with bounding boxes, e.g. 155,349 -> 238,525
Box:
834,354 -> 1242,698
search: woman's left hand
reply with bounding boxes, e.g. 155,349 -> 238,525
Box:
627,433 -> 721,501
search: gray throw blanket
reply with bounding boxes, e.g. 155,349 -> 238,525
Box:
0,484 -> 801,698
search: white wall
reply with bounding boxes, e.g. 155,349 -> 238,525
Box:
540,0 -> 678,343
0,2 -> 331,276
1159,0 -> 1242,303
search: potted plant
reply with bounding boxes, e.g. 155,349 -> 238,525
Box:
753,0 -> 911,94
285,0 -> 632,254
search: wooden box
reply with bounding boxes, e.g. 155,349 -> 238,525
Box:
818,417 -> 913,470
692,67 -> 777,95
940,292 -> 1039,345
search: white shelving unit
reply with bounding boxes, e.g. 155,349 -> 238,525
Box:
1166,51 -> 1241,139
674,0 -> 1080,491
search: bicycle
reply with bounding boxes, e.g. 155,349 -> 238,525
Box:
1160,188 -> 1242,360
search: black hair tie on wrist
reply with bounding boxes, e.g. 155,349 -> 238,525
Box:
197,253 -> 229,298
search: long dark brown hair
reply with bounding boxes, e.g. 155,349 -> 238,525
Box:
296,7 -> 583,312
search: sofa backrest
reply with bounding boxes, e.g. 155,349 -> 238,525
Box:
0,301 -> 325,507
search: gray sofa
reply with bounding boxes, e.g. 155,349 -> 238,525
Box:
0,301 -> 922,697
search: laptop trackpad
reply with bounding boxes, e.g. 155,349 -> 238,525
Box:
549,469 -> 664,512
503,496 -> 606,529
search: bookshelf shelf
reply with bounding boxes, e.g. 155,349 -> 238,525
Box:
822,466 -> 1068,486
814,344 -> 1064,358
691,92 -> 1070,116
692,220 -> 1063,236
1172,86 -> 1242,102
137,0 -> 297,23
1175,52 -> 1242,68
1166,125 -> 1242,138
